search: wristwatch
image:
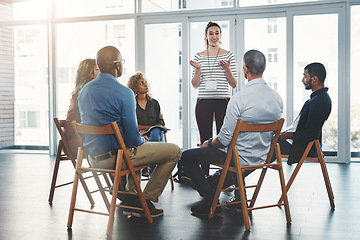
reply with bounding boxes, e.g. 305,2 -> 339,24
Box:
207,138 -> 213,147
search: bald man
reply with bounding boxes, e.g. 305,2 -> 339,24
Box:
77,46 -> 181,218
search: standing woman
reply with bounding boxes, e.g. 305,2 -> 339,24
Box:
63,58 -> 99,156
190,21 -> 238,175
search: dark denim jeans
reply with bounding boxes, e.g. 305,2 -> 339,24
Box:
182,146 -> 256,205
182,147 -> 227,205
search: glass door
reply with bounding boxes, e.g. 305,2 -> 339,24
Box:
143,22 -> 183,147
293,13 -> 339,156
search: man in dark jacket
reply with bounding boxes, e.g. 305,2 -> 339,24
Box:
278,62 -> 332,165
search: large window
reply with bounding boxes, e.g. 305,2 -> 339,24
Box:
293,14 -> 338,153
351,5 -> 360,155
142,0 -> 234,12
0,0 -> 48,21
144,23 -> 183,147
0,0 -> 358,162
244,17 -> 287,122
240,0 -> 322,7
14,25 -> 49,146
56,20 -> 135,120
55,0 -> 135,18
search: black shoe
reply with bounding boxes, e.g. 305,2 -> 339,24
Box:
123,197 -> 163,218
190,203 -> 222,217
142,167 -> 151,178
109,185 -> 128,201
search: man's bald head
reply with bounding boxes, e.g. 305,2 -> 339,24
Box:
96,46 -> 123,77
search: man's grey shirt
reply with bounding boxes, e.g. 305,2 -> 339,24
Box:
217,78 -> 284,166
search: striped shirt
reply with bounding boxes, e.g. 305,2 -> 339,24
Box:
192,51 -> 238,99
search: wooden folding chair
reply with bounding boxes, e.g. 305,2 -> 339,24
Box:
67,121 -> 153,237
278,139 -> 335,209
209,118 -> 291,231
49,118 -> 99,206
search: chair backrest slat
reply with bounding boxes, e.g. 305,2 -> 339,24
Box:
54,118 -> 75,159
226,118 -> 284,164
72,121 -> 128,153
73,121 -> 115,135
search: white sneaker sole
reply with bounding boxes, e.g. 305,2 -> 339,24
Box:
122,210 -> 163,218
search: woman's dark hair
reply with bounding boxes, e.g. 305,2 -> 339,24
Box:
204,21 -> 222,49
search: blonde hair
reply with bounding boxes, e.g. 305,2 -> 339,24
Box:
72,58 -> 97,96
127,72 -> 151,100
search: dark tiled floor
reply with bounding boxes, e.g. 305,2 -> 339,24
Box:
0,152 -> 359,240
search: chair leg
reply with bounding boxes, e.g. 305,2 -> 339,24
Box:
67,150 -> 83,229
106,156 -> 123,237
234,154 -> 250,230
315,141 -> 335,209
277,158 -> 305,204
48,141 -> 62,204
169,175 -> 174,190
278,166 -> 292,222
121,149 -> 153,223
208,160 -> 230,219
69,156 -> 95,207
318,156 -> 335,209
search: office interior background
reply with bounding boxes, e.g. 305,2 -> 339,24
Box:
0,0 -> 359,164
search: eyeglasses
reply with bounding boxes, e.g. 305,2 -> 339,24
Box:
114,59 -> 125,64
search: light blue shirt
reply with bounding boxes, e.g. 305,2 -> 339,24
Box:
77,73 -> 145,156
217,78 -> 283,166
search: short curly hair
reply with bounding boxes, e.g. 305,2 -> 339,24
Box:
127,72 -> 151,100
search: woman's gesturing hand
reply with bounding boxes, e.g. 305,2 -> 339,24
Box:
190,60 -> 200,69
218,59 -> 231,71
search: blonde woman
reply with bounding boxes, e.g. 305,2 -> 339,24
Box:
63,58 -> 99,156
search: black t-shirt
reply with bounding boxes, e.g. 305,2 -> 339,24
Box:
136,98 -> 165,126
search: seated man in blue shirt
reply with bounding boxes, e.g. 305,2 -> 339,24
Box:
77,46 -> 181,218
276,62 -> 331,165
181,49 -> 284,216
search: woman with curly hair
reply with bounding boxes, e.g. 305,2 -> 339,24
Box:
128,71 -> 165,142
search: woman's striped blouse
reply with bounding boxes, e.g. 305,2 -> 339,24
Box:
192,50 -> 238,99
